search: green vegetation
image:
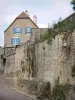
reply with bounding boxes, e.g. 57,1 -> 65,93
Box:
37,80 -> 71,100
71,0 -> 75,10
37,82 -> 51,100
40,28 -> 57,44
52,83 -> 71,100
40,17 -> 75,44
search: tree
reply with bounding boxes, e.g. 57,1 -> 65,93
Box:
71,0 -> 75,10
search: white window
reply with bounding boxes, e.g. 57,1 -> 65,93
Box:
13,27 -> 22,34
16,27 -> 21,33
25,27 -> 32,34
11,37 -> 20,45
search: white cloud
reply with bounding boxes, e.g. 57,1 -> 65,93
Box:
38,24 -> 48,28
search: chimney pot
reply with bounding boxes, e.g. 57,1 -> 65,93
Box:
25,10 -> 29,16
33,15 -> 37,25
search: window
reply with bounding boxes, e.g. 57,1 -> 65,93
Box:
16,27 -> 20,33
11,37 -> 20,45
25,27 -> 32,34
13,27 -> 22,34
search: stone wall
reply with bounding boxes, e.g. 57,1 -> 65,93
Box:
5,29 -> 75,89
34,30 -> 75,88
5,54 -> 15,73
0,47 -> 4,73
4,41 -> 37,79
4,47 -> 16,73
14,41 -> 37,79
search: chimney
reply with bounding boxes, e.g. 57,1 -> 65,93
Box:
25,10 -> 29,16
33,15 -> 37,25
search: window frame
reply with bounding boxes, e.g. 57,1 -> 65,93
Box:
11,37 -> 20,45
13,27 -> 22,34
16,27 -> 21,33
25,27 -> 32,34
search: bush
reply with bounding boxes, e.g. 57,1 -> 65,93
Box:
40,18 -> 75,44
37,82 -> 51,100
52,83 -> 71,100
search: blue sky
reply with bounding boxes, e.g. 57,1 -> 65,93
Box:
0,0 -> 74,46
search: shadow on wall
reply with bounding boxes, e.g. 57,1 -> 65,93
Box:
0,55 -> 6,74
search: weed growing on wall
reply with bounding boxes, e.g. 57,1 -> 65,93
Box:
40,17 -> 75,44
52,83 -> 71,100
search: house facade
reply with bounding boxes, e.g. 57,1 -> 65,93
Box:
4,10 -> 38,47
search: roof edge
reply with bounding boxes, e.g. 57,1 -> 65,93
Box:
4,16 -> 39,33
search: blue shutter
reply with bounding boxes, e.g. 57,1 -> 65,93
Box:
25,27 -> 27,34
13,28 -> 16,34
18,38 -> 20,45
11,38 -> 13,45
25,27 -> 32,34
15,38 -> 17,45
16,38 -> 20,45
20,28 -> 22,34
16,38 -> 18,45
29,27 -> 32,33
13,38 -> 15,44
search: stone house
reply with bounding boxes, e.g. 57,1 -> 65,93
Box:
4,12 -> 75,91
4,10 -> 38,47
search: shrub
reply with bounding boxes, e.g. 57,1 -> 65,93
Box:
52,83 -> 71,100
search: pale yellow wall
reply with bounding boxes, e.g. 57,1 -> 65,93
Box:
4,18 -> 37,47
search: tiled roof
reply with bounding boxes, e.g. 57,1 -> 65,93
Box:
4,11 -> 38,32
16,12 -> 29,19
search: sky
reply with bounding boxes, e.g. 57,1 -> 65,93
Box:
0,0 -> 74,46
